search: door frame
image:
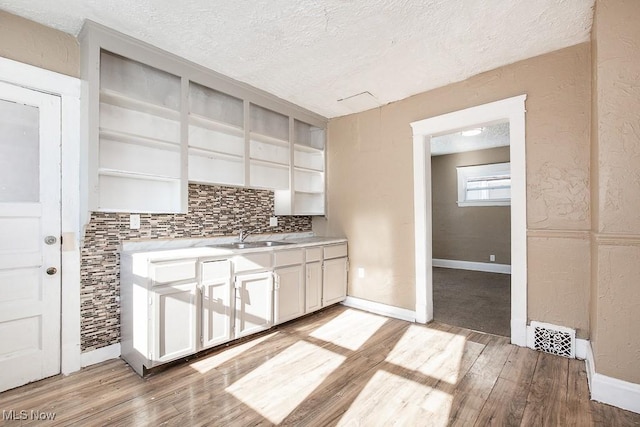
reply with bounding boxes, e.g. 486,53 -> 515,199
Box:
0,56 -> 82,373
410,95 -> 528,347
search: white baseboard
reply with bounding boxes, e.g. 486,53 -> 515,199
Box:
586,342 -> 640,414
80,343 -> 121,368
432,258 -> 511,274
342,296 -> 416,323
575,338 -> 589,360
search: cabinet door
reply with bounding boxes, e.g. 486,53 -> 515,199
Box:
234,271 -> 273,338
322,257 -> 348,307
274,265 -> 305,325
152,282 -> 197,364
306,261 -> 322,313
201,277 -> 233,349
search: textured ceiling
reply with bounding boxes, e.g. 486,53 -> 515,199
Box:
431,122 -> 510,156
1,0 -> 594,118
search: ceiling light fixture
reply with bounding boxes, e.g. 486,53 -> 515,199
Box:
460,127 -> 484,137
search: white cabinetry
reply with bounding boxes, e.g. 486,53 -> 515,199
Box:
97,51 -> 184,213
200,260 -> 233,349
120,239 -> 347,375
322,244 -> 348,307
152,282 -> 198,363
234,271 -> 274,338
274,249 -> 305,324
120,256 -> 201,375
305,247 -> 323,313
80,22 -> 326,215
188,83 -> 245,186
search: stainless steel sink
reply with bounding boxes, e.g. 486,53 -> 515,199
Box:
208,240 -> 294,250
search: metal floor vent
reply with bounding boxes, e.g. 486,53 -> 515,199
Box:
531,321 -> 576,358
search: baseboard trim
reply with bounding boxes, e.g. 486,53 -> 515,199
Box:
432,259 -> 511,274
342,296 -> 416,323
586,342 -> 640,414
80,343 -> 121,368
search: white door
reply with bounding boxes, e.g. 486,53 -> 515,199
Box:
234,272 -> 273,338
305,261 -> 322,313
152,283 -> 197,364
322,257 -> 348,307
0,81 -> 61,392
274,265 -> 304,325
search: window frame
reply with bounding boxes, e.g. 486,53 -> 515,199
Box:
456,162 -> 511,207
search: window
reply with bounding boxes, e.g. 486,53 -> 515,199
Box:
457,162 -> 510,207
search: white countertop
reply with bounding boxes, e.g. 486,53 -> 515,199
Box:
120,233 -> 347,262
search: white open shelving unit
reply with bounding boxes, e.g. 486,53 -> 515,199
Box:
81,21 -> 327,215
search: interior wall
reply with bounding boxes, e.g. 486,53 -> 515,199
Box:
0,10 -> 79,77
591,0 -> 640,384
431,146 -> 511,264
315,42 -> 592,337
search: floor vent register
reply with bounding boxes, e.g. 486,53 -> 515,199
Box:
531,321 -> 576,358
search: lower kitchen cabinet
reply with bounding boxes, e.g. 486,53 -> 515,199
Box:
322,257 -> 348,307
234,271 -> 274,338
152,282 -> 198,364
120,239 -> 347,376
201,260 -> 233,349
305,261 -> 322,313
274,264 -> 305,325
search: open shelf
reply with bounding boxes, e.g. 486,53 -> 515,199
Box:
189,113 -> 244,137
100,128 -> 180,151
249,158 -> 290,169
188,147 -> 244,162
100,88 -> 180,121
249,132 -> 290,148
98,168 -> 180,182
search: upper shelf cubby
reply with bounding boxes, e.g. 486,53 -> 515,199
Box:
81,20 -> 327,215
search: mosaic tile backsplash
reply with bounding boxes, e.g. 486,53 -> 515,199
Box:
80,183 -> 312,352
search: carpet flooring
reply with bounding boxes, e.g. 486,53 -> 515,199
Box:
433,267 -> 511,337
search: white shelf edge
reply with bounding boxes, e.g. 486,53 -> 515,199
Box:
249,158 -> 290,169
294,143 -> 324,153
100,128 -> 181,151
98,168 -> 181,182
249,132 -> 290,147
294,165 -> 325,173
188,146 -> 244,162
100,88 -> 180,120
188,113 -> 244,137
294,190 -> 325,195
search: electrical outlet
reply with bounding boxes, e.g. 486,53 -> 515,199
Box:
269,217 -> 278,227
490,254 -> 496,262
358,267 -> 365,278
130,214 -> 140,230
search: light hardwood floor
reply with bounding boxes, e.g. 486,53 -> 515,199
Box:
1,305 -> 639,426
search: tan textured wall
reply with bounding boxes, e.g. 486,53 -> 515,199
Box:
0,10 -> 79,77
431,147 -> 511,264
591,0 -> 640,384
315,43 -> 592,335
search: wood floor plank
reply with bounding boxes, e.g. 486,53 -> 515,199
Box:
520,352 -> 569,427
1,305 -> 639,427
447,335 -> 513,426
474,378 -> 530,426
564,357 -> 594,427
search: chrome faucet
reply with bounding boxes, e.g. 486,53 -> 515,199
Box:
238,228 -> 260,242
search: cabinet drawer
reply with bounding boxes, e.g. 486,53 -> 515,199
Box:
305,247 -> 322,263
274,249 -> 304,267
233,252 -> 272,273
150,259 -> 196,285
323,243 -> 348,260
201,259 -> 231,282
